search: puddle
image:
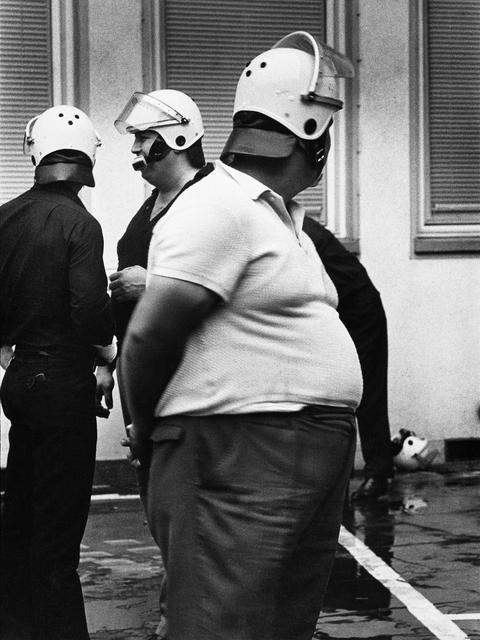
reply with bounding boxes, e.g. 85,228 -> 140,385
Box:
445,470 -> 480,486
401,496 -> 428,513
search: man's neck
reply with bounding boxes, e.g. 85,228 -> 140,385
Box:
157,172 -> 195,206
151,158 -> 197,204
150,166 -> 197,218
229,157 -> 298,202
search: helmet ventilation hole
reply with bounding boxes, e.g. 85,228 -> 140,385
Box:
304,118 -> 317,135
260,61 -> 267,68
59,113 -> 64,117
176,135 -> 186,146
246,70 -> 252,77
68,120 -> 73,125
75,114 -> 80,119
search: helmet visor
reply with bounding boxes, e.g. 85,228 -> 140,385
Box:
114,92 -> 190,134
23,116 -> 38,155
273,31 -> 354,77
273,31 -> 354,105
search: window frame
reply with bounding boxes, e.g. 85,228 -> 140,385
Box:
410,0 -> 480,254
141,0 -> 359,252
50,0 -> 88,109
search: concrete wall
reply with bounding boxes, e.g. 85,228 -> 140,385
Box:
356,0 -> 480,444
87,0 -> 145,459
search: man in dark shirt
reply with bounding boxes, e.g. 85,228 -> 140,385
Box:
0,105 -> 114,640
98,89 -> 211,442
95,90 -> 211,640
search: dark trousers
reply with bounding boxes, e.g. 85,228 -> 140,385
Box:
0,355 -> 97,640
339,290 -> 394,479
146,406 -> 356,640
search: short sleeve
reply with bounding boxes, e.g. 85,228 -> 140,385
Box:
147,194 -> 249,301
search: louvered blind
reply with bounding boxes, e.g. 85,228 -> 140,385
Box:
0,0 -> 51,204
164,0 -> 326,220
427,0 -> 480,219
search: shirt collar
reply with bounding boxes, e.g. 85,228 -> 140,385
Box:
216,159 -> 271,201
216,160 -> 306,237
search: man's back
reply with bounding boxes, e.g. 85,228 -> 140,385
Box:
0,182 -> 112,359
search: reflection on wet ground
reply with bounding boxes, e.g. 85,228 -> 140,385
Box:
83,470 -> 480,639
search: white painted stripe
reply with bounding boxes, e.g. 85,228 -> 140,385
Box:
448,614 -> 480,621
91,493 -> 139,502
339,526 -> 470,640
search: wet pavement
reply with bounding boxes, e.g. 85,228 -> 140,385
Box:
82,470 -> 480,640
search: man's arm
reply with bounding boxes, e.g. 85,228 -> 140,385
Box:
302,215 -> 373,302
69,216 -> 116,416
120,274 -> 218,458
69,217 -> 114,347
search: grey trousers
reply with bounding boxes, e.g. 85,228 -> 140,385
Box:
147,406 -> 356,640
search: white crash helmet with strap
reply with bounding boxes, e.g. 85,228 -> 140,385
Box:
114,89 -> 204,151
23,105 -> 102,166
392,429 -> 439,472
234,31 -> 354,141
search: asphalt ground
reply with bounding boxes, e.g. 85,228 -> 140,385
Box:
82,470 -> 480,640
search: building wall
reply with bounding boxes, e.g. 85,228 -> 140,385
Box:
356,0 -> 480,446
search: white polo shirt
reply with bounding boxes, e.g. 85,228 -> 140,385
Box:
147,160 -> 363,416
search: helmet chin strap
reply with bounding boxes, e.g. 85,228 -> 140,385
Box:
298,126 -> 331,184
132,155 -> 147,171
132,135 -> 172,171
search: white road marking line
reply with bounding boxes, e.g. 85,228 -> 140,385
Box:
104,539 -> 141,545
448,614 -> 480,621
94,558 -> 136,566
339,526 -> 471,640
80,551 -> 113,558
91,493 -> 139,501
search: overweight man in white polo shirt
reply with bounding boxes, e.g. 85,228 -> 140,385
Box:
121,32 -> 362,640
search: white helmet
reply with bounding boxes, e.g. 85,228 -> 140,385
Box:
114,89 -> 204,151
23,105 -> 102,166
392,430 -> 439,472
234,31 -> 354,140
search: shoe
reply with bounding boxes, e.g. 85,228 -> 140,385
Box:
351,477 -> 389,500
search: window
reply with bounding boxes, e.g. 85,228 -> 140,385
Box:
0,0 -> 51,203
142,0 -> 358,248
412,0 -> 480,253
0,0 -> 84,204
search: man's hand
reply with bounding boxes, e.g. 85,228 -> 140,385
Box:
109,266 -> 147,303
95,365 -> 115,418
0,345 -> 14,370
121,423 -> 151,465
94,342 -> 117,366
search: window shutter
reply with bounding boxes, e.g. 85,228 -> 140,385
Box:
427,0 -> 480,221
164,0 -> 326,221
0,0 -> 52,204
